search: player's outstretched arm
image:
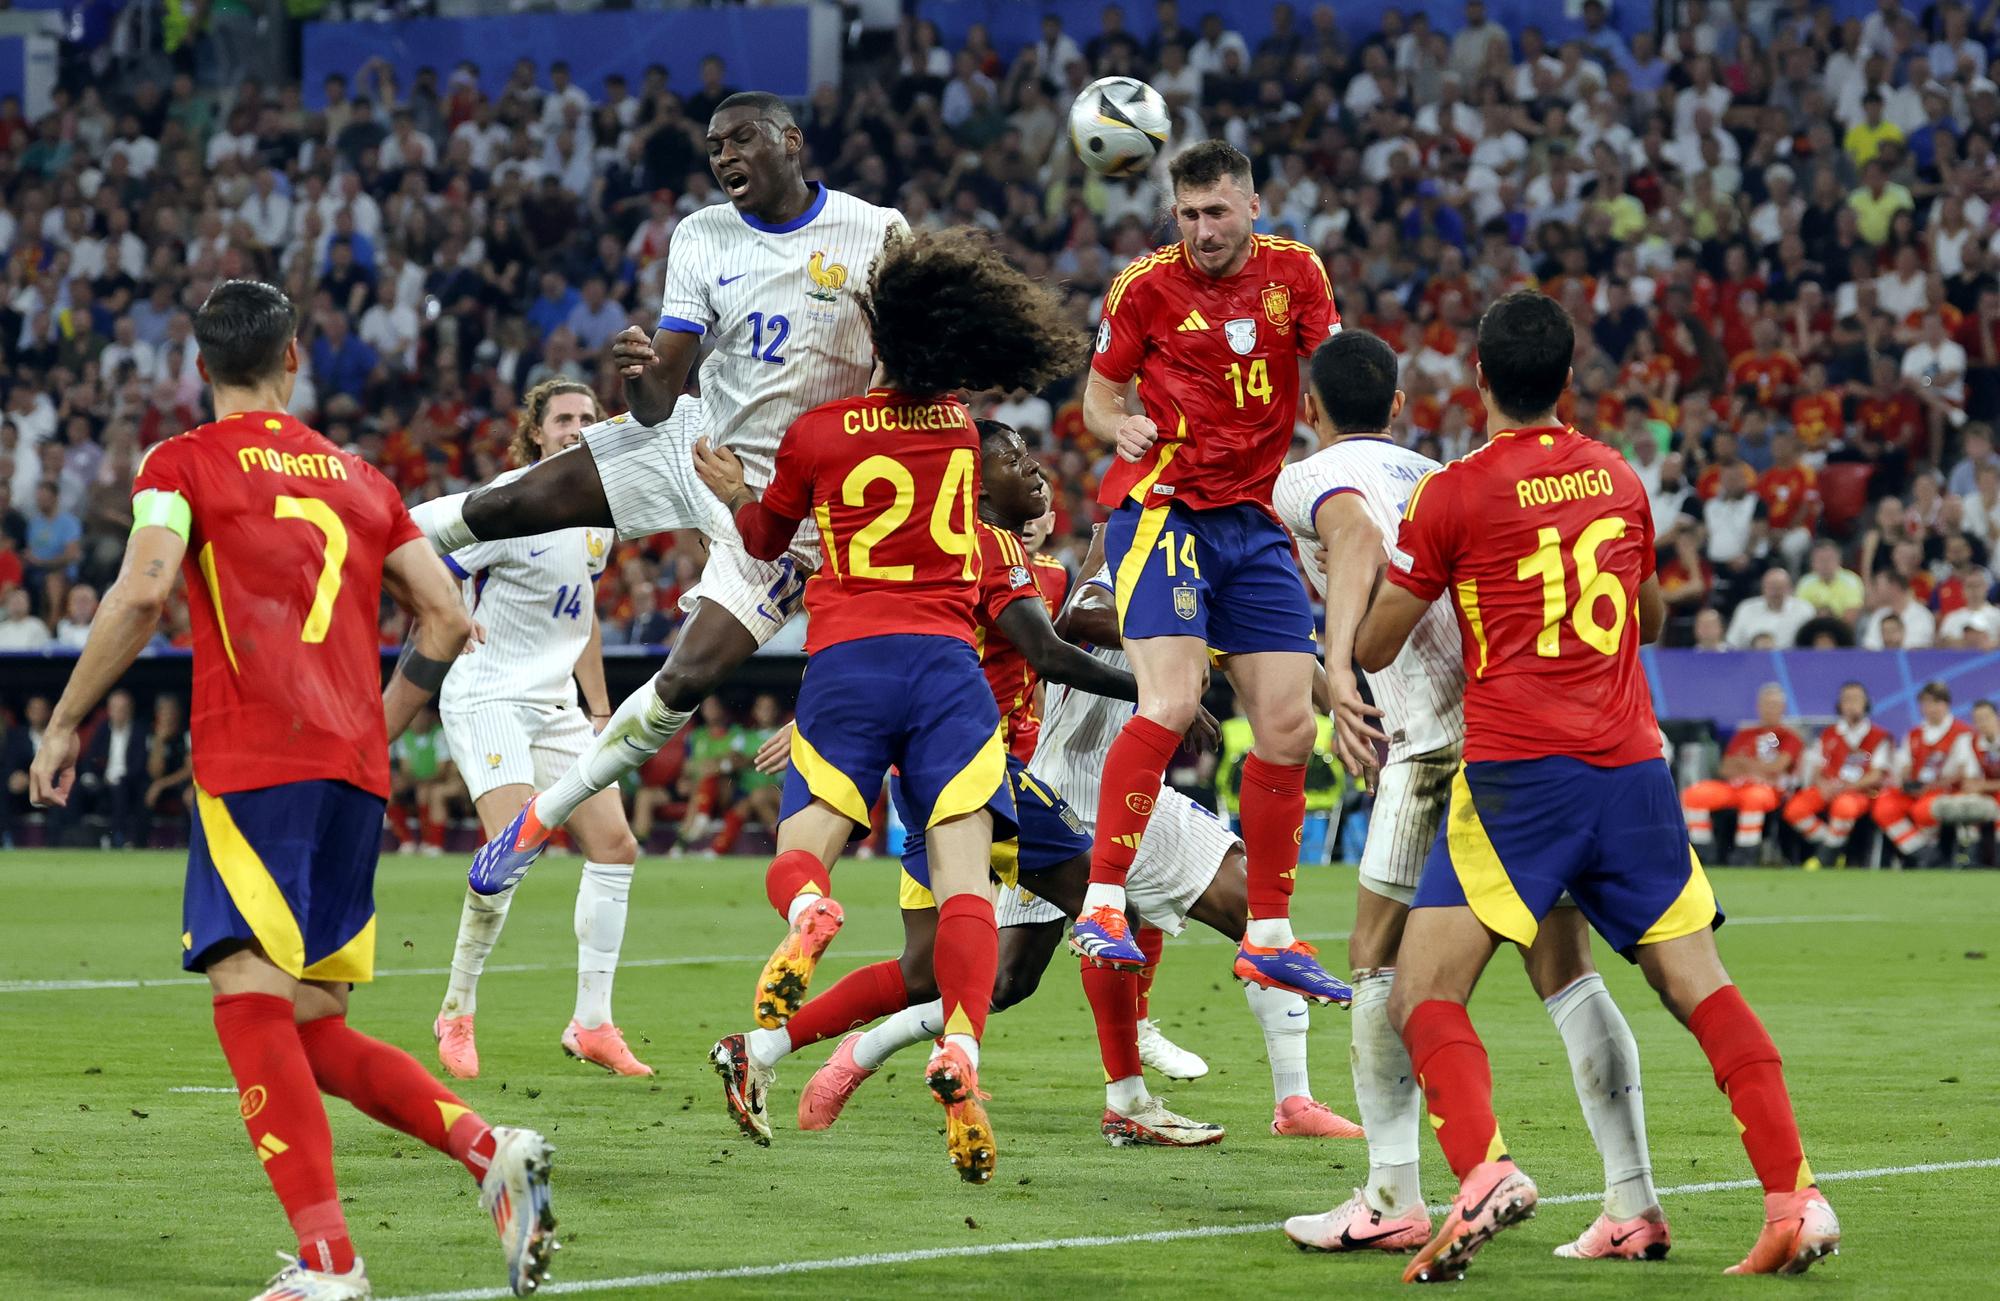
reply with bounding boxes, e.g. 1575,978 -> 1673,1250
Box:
382,537 -> 475,739
30,524 -> 184,808
1313,493 -> 1392,776
1636,574 -> 1667,645
997,598 -> 1137,702
613,325 -> 702,428
1354,581 -> 1428,674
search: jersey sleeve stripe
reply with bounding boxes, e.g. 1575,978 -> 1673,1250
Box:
1402,469 -> 1440,520
658,313 -> 708,335
442,554 -> 471,580
1106,252 -> 1172,314
1308,486 -> 1363,522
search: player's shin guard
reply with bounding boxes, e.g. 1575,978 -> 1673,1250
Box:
1081,957 -> 1144,1094
297,1015 -> 498,1183
535,682 -> 693,829
1403,999 -> 1505,1183
853,999 -> 946,1069
1349,971 -> 1424,1214
778,960 -> 909,1053
932,894 -> 998,1066
1240,755 -> 1306,943
212,993 -> 353,1274
1244,978 -> 1311,1102
764,847 -> 832,922
1546,974 -> 1658,1220
1086,715 -> 1182,899
443,884 -> 514,1017
1687,985 -> 1814,1195
574,861 -> 633,1029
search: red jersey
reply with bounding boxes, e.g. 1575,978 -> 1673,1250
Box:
1975,729 -> 2000,780
1728,350 -> 1803,405
1092,236 -> 1339,510
1389,424 -> 1661,766
742,389 -> 980,654
1721,724 -> 1804,785
1809,721 -> 1892,788
1903,719 -> 1977,789
1758,465 -> 1818,531
1007,554 -> 1072,758
132,411 -> 421,798
1789,392 -> 1844,448
1857,392 -> 1924,449
970,523 -> 1050,757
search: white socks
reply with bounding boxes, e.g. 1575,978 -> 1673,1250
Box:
943,1033 -> 980,1069
746,1026 -> 792,1069
442,884 -> 515,1017
1081,881 -> 1125,914
536,682 -> 693,828
853,1000 -> 944,1070
410,491 -> 477,554
1245,917 -> 1295,947
1349,969 -> 1424,1216
1545,973 -> 1657,1221
573,860 -> 633,1029
1105,1073 -> 1149,1112
786,894 -> 817,926
1243,979 -> 1312,1102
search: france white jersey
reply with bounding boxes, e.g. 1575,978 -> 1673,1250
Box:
657,185 -> 906,496
1272,437 -> 1464,763
1030,568 -> 1133,827
440,459 -> 613,711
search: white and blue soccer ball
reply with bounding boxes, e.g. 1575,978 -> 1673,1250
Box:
1068,76 -> 1172,177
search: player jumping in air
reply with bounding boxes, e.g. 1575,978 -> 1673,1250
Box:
1074,139 -> 1347,1007
29,281 -> 557,1300
693,229 -> 1089,1183
412,91 -> 904,908
1355,291 -> 1838,1283
433,379 -> 650,1080
1274,330 -> 1670,1260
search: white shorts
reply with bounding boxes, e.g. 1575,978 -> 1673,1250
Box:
997,883 -> 1064,928
581,402 -> 723,541
681,525 -> 816,648
1123,788 -> 1240,935
1358,749 -> 1460,905
443,701 -> 596,804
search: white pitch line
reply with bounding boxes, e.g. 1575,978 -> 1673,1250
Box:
166,1086 -> 237,1093
382,1156 -> 2000,1300
0,914 -> 1890,996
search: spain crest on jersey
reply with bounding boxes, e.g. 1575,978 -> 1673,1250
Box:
1262,284 -> 1291,327
1224,318 -> 1257,355
1173,584 -> 1199,619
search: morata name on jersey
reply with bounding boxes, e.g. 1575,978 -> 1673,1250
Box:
841,402 -> 971,435
236,446 -> 350,480
1516,467 -> 1614,509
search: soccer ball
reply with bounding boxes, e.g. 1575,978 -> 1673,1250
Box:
1068,76 -> 1171,177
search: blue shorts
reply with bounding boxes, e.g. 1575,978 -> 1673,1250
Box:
898,753 -> 1091,897
1105,500 -> 1316,654
183,780 -> 385,981
782,634 -> 1017,842
1415,757 -> 1724,957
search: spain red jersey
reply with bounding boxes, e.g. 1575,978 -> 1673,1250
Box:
1728,350 -> 1802,405
970,523 -> 1049,756
1721,724 -> 1804,784
132,411 -> 421,798
1758,465 -> 1818,530
1810,722 -> 1892,787
1904,720 -> 1977,789
1389,424 -> 1660,766
1789,392 -> 1844,448
1092,236 -> 1338,510
751,389 -> 981,653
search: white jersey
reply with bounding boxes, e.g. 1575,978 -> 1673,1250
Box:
657,185 -> 906,496
440,459 -> 613,711
1030,568 -> 1133,825
1273,437 -> 1464,763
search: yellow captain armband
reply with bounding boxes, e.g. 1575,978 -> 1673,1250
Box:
131,489 -> 192,542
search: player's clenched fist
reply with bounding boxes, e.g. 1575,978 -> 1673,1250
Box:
610,325 -> 658,379
1115,413 -> 1159,463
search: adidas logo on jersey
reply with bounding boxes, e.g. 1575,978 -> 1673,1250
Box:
1176,310 -> 1211,332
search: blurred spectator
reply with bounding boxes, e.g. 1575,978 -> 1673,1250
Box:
1941,567 -> 2000,648
1797,539 -> 1867,624
1726,568 -> 1816,649
1861,570 -> 1937,649
24,482 -> 82,591
1692,606 -> 1728,651
70,688 -> 149,848
1704,461 -> 1768,609
144,694 -> 193,819
0,588 -> 50,649
55,584 -> 97,649
623,583 -> 675,647
0,703 -> 32,845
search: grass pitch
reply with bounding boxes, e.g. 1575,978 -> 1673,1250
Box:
0,851 -> 1994,1299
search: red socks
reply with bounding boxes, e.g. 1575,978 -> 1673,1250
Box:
1089,715 -> 1181,887
296,1015 -> 496,1183
212,994 -> 353,1274
1134,925 -> 1165,1020
932,893 -> 998,1043
781,960 -> 908,1051
1081,959 -> 1142,1081
1403,999 -> 1505,1182
764,848 -> 830,918
1688,984 -> 1814,1194
1240,754 -> 1306,921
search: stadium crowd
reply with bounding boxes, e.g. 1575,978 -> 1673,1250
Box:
10,1 -> 2000,659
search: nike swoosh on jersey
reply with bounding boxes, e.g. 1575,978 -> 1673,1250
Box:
1286,1007 -> 1307,1017
718,273 -> 747,285
528,547 -> 551,557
